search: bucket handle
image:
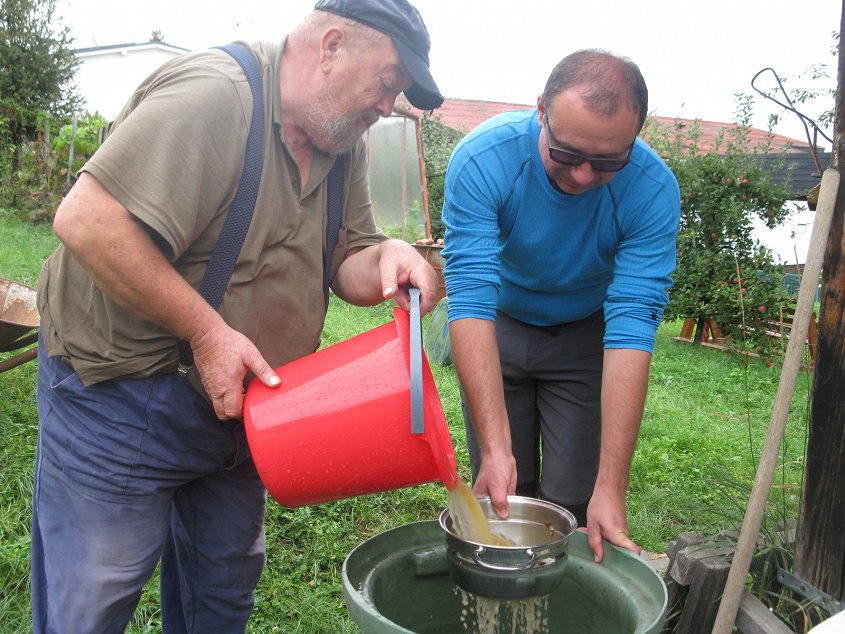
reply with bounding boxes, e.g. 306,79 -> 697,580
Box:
472,547 -> 540,571
409,287 -> 424,435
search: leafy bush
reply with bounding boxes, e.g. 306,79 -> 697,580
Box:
421,116 -> 466,240
643,98 -> 795,363
0,110 -> 107,222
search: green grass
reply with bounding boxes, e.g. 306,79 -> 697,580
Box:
0,207 -> 812,632
0,209 -> 58,288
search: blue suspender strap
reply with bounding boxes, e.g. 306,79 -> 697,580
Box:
324,155 -> 345,304
199,43 -> 265,311
178,43 -> 347,372
178,42 -> 264,373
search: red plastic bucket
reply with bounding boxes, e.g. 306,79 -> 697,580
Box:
243,307 -> 459,507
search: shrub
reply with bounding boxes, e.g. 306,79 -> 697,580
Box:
643,98 -> 795,363
422,116 -> 466,240
0,110 -> 107,222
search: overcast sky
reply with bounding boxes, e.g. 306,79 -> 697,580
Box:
57,0 -> 839,148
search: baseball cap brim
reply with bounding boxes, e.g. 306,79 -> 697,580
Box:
393,38 -> 443,110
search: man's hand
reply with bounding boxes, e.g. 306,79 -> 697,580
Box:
332,239 -> 438,314
190,322 -> 280,420
585,490 -> 641,563
472,450 -> 518,518
374,240 -> 438,315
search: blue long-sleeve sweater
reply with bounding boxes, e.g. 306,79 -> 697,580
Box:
441,109 -> 680,353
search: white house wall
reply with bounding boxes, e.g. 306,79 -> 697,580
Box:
75,45 -> 188,120
751,201 -> 814,267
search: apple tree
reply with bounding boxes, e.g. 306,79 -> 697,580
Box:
642,101 -> 795,363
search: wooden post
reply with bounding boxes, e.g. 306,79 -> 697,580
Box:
794,3 -> 845,603
67,113 -> 78,188
679,318 -> 695,340
669,539 -> 732,634
711,168 -> 839,634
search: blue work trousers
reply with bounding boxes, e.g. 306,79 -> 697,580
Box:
31,343 -> 267,634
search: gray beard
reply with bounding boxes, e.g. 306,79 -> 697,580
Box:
304,84 -> 375,153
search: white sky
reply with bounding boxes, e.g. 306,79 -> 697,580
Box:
57,0 -> 839,148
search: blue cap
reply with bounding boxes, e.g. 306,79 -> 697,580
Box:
314,0 -> 444,110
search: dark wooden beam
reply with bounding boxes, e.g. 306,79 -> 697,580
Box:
794,0 -> 845,606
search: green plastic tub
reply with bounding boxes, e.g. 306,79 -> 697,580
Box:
343,520 -> 667,633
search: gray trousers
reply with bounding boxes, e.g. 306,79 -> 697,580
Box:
462,310 -> 604,524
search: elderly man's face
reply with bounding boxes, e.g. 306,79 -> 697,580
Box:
305,30 -> 412,153
538,89 -> 640,195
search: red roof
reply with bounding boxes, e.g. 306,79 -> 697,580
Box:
397,97 -> 813,155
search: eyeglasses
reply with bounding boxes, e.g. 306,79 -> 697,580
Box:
543,116 -> 633,173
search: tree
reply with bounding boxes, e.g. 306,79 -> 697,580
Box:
0,0 -> 82,173
642,96 -> 795,362
421,115 -> 466,240
758,32 -> 838,149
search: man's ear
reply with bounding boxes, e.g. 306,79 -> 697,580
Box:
536,94 -> 546,125
318,26 -> 344,74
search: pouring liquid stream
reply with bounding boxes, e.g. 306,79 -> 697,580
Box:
444,478 -> 551,633
447,479 -> 515,547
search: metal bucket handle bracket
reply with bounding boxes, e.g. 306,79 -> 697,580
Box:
409,287 -> 424,434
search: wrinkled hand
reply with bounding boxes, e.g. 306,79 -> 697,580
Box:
472,451 -> 518,519
585,493 -> 640,563
189,321 -> 280,420
377,240 -> 438,315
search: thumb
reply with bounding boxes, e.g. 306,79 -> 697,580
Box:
381,277 -> 397,301
588,526 -> 606,563
248,354 -> 280,389
491,492 -> 510,519
611,533 -> 641,556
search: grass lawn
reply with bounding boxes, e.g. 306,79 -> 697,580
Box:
0,207 -> 813,632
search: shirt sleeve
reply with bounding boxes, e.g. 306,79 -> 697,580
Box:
441,144 -> 506,324
603,169 -> 680,352
82,59 -> 251,261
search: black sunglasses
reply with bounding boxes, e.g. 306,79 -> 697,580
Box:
543,116 -> 633,173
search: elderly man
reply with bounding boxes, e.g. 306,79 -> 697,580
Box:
442,49 -> 680,563
31,1 -> 442,631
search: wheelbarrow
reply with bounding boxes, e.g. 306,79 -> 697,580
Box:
0,276 -> 40,373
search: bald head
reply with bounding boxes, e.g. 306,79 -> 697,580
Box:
541,49 -> 648,131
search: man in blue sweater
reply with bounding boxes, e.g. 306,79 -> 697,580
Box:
441,49 -> 680,562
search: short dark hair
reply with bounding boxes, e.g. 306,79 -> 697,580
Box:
541,49 -> 649,131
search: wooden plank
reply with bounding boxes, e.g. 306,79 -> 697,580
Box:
665,532 -> 706,630
678,318 -> 695,340
736,588 -> 794,634
671,544 -> 735,585
708,318 -> 723,340
674,554 -> 731,634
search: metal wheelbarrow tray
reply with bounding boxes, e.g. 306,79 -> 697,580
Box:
0,276 -> 40,373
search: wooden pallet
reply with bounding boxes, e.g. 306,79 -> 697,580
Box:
674,312 -> 818,369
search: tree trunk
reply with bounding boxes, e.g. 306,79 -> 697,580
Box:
694,316 -> 707,343
793,0 -> 845,605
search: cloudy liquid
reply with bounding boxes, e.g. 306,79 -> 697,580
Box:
447,480 -> 550,633
447,480 -> 514,546
458,590 -> 550,634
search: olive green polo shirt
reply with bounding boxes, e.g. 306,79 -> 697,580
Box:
38,40 -> 386,387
